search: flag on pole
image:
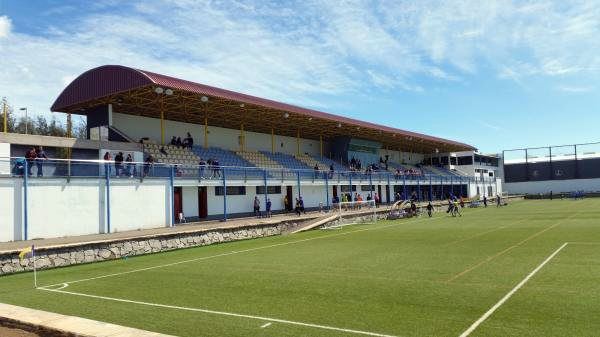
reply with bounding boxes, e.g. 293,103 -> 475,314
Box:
18,245 -> 33,260
18,245 -> 37,288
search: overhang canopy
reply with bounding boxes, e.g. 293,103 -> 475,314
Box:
51,65 -> 476,153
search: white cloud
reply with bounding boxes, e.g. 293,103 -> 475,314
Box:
556,86 -> 593,93
1,0 -> 599,118
480,121 -> 504,132
0,16 -> 11,38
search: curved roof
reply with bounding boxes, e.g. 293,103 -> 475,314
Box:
51,65 -> 475,152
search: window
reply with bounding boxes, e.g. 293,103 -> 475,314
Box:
489,172 -> 494,177
457,156 -> 473,165
450,157 -> 457,165
215,186 -> 246,196
256,186 -> 282,194
441,156 -> 449,165
341,185 -> 357,192
360,185 -> 375,191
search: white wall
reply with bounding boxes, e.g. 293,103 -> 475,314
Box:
27,179 -> 102,239
0,179 -> 20,241
182,186 -> 199,218
0,142 -> 10,175
504,178 -> 600,195
109,180 -> 170,232
112,112 -> 324,156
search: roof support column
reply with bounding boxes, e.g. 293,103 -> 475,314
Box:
160,98 -> 165,145
204,117 -> 208,149
320,135 -> 323,159
296,129 -> 300,157
271,128 -> 275,154
240,123 -> 245,152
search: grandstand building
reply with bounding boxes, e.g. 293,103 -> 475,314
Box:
0,65 -> 501,242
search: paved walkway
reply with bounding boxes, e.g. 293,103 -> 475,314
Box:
0,302 -> 176,337
0,211 -> 328,253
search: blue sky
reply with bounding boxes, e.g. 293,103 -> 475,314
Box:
1,0 -> 599,153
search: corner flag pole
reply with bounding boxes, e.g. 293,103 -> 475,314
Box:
32,245 -> 37,288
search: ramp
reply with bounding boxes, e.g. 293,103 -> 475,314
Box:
290,214 -> 339,234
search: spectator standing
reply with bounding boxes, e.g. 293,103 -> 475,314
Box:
299,196 -> 305,214
253,196 -> 261,217
483,195 -> 488,207
114,152 -> 124,177
284,195 -> 290,213
176,137 -> 183,148
266,198 -> 272,218
143,154 -> 154,177
294,198 -> 301,216
313,164 -> 319,179
426,202 -> 433,217
374,193 -> 380,207
25,147 -> 36,176
125,153 -> 134,177
170,136 -> 177,146
35,146 -> 48,177
103,151 -> 112,176
198,158 -> 206,179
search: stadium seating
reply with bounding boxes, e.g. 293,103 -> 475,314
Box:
236,151 -> 283,169
192,146 -> 254,168
261,151 -> 312,170
144,143 -> 199,166
298,154 -> 349,173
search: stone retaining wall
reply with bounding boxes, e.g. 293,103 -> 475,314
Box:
0,211 -> 387,276
0,221 -> 303,275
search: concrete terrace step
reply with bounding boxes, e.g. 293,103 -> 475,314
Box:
0,302 -> 176,337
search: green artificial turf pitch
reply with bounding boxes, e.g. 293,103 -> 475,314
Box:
0,199 -> 599,337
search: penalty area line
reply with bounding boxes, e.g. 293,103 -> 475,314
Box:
38,286 -> 398,337
458,242 -> 569,337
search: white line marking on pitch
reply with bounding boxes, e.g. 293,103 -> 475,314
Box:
458,242 -> 569,337
38,287 -> 398,337
260,322 -> 272,328
42,214 -> 453,288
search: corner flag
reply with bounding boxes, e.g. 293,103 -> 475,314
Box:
18,245 -> 33,260
18,245 -> 37,288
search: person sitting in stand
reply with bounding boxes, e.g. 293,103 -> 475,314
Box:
160,146 -> 168,156
184,132 -> 194,149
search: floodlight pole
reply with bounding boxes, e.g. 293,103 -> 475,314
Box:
2,98 -> 7,133
19,107 -> 28,134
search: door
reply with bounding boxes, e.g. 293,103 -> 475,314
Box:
198,186 -> 208,218
332,185 -> 338,198
385,185 -> 390,203
377,185 -> 382,203
286,186 -> 293,211
174,187 -> 183,222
